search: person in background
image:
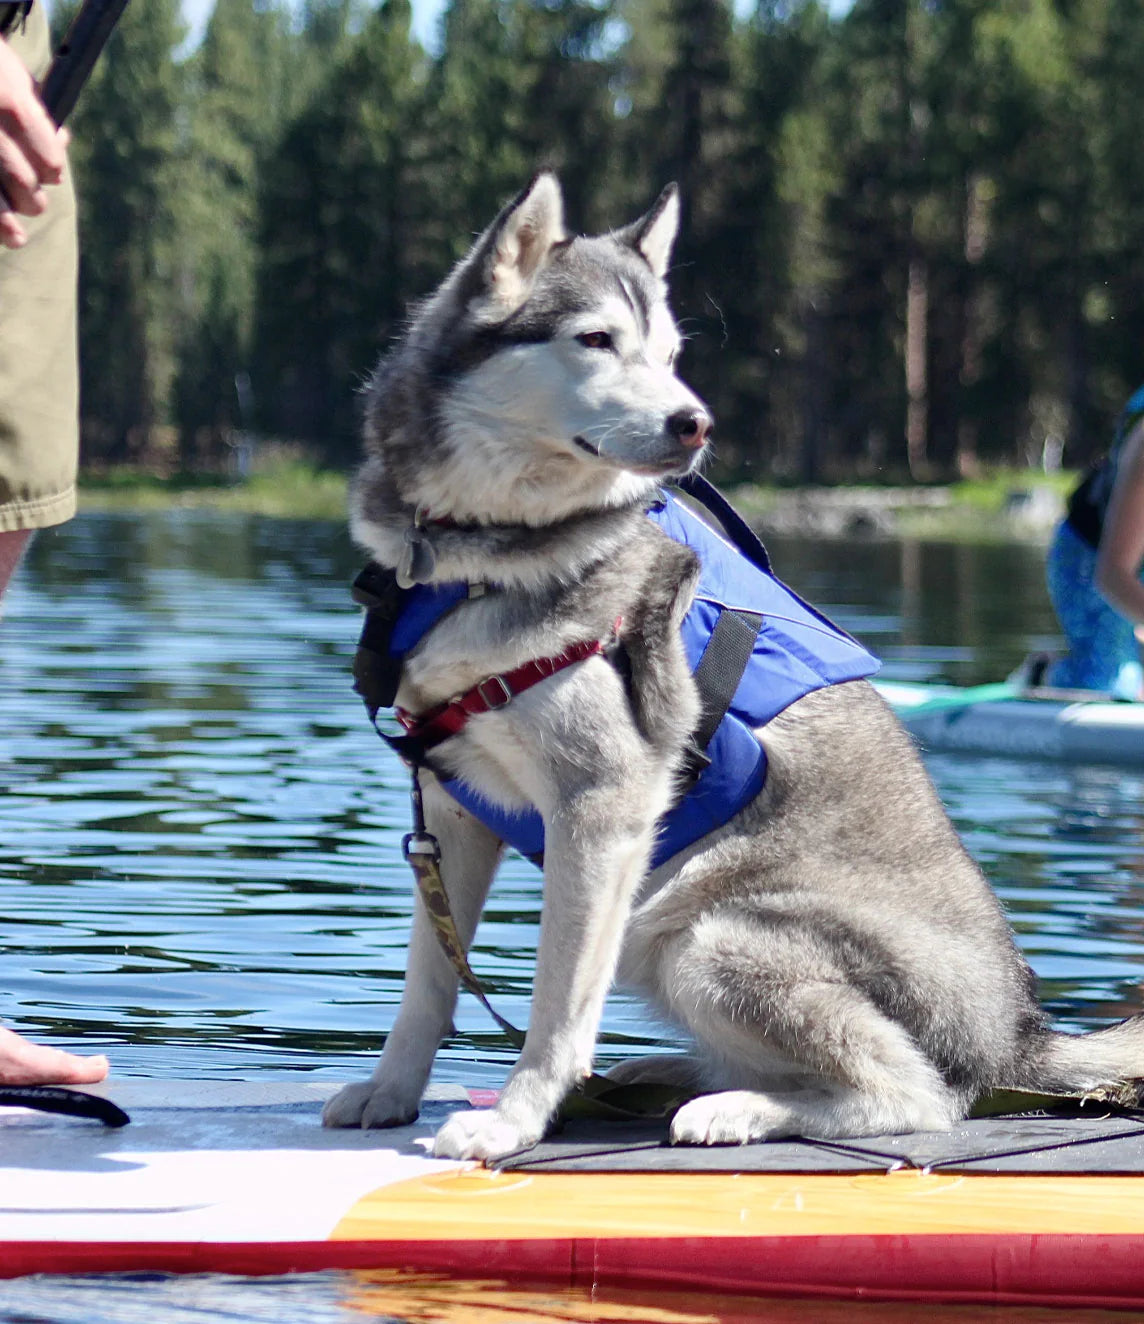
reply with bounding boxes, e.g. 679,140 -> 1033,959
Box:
1042,384 -> 1144,699
0,1 -> 109,1086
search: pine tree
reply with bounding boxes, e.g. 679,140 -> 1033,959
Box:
253,0 -> 428,455
174,2 -> 297,466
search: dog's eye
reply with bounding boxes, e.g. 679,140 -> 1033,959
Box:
576,331 -> 614,351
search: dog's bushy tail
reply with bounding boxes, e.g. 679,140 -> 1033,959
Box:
1014,1014 -> 1144,1096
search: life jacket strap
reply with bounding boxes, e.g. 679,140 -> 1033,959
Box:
395,630 -> 615,751
350,563 -> 407,720
675,470 -> 772,573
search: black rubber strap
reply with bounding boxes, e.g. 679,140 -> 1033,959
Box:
691,607 -> 763,752
0,1084 -> 130,1127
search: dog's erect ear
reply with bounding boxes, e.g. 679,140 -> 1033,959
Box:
468,172 -> 566,313
618,184 -> 680,279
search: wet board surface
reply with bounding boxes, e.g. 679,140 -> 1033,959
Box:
6,1079 -> 1144,1309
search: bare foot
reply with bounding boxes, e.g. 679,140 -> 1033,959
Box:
0,1026 -> 109,1086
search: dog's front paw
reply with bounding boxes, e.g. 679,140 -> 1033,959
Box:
432,1107 -> 543,1161
322,1079 -> 420,1130
670,1090 -> 788,1145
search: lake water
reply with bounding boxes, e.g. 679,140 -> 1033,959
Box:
2,509 -> 1143,1324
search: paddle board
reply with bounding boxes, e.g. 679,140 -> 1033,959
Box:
876,679 -> 1144,765
5,1079 -> 1144,1308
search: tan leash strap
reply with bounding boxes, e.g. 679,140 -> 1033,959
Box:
403,825 -> 527,1050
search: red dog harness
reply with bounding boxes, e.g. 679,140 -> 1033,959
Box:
395,635 -> 611,750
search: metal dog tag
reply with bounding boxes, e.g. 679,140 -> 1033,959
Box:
397,525 -> 437,588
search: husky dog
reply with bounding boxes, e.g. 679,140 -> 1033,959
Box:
323,174 -> 1144,1160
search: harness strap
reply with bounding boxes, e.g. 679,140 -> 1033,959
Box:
395,634 -> 611,750
351,563 -> 407,720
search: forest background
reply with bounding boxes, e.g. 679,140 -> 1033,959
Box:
52,0 -> 1144,489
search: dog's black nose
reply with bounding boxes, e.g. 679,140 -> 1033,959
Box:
667,410 -> 712,450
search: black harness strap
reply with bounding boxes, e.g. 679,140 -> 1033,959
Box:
351,562 -> 406,722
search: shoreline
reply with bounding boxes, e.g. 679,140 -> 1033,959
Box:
77,464 -> 1070,542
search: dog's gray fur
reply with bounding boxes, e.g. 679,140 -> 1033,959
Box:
324,174 -> 1144,1159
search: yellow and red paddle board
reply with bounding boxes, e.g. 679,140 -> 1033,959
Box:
4,1079 -> 1144,1309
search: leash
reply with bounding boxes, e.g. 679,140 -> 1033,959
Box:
402,770 -> 526,1050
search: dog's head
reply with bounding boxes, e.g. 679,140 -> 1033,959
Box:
359,173 -> 712,526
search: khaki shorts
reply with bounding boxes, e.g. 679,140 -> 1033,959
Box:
0,2 -> 78,532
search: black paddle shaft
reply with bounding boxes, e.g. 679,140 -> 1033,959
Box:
40,0 -> 131,126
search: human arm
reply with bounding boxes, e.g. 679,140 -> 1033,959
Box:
1094,419 -> 1144,637
0,28 -> 67,250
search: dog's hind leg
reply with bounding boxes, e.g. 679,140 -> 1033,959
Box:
662,913 -> 964,1145
323,779 -> 503,1130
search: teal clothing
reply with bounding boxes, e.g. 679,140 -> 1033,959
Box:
1048,385 -> 1144,696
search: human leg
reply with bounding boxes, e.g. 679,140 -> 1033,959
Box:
0,6 -> 105,1087
0,527 -> 106,1082
0,527 -> 31,596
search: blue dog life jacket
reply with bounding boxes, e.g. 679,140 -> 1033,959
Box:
386,491 -> 880,870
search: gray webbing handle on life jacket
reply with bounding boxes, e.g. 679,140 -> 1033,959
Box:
672,473 -> 768,774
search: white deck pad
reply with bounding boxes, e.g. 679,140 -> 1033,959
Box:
0,1080 -> 468,1248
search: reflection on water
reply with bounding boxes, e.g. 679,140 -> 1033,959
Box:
3,511 -> 1144,1323
1,1268 -> 1138,1324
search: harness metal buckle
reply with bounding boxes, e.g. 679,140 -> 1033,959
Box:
476,675 -> 513,709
